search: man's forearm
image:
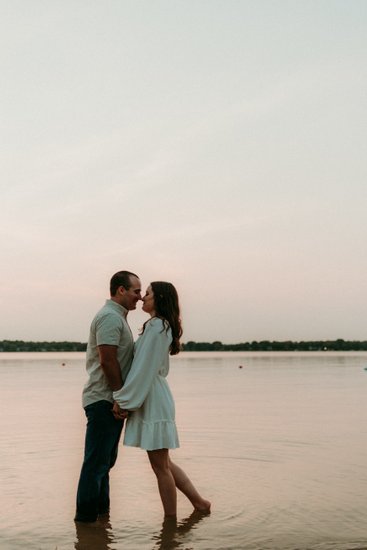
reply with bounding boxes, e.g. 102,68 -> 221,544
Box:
100,360 -> 123,391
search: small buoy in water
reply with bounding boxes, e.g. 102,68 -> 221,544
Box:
61,362 -> 66,366
238,365 -> 243,369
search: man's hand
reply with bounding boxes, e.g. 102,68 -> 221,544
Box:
112,401 -> 128,420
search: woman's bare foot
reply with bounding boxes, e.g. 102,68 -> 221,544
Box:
194,498 -> 211,513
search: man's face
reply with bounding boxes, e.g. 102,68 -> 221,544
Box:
120,276 -> 142,310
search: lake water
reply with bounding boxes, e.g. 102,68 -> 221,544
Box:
1,351 -> 367,550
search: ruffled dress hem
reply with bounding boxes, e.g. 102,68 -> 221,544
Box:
124,419 -> 180,451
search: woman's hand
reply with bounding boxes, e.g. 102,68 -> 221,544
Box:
112,401 -> 129,420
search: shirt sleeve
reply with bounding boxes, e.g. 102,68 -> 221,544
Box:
113,319 -> 170,411
95,312 -> 123,346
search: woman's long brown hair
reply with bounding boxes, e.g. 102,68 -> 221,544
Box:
142,281 -> 183,355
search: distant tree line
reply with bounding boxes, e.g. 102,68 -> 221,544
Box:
1,338 -> 367,352
182,339 -> 367,352
0,340 -> 87,352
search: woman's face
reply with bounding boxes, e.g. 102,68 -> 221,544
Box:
142,285 -> 156,316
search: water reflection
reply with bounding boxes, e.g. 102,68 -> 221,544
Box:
73,511 -> 209,550
74,516 -> 115,550
152,510 -> 210,550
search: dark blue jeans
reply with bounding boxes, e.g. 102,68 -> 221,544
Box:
75,400 -> 124,522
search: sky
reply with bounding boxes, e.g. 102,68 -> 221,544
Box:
1,0 -> 366,344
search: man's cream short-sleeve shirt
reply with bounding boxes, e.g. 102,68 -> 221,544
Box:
82,299 -> 134,407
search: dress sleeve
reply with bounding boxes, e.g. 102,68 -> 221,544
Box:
112,319 -> 169,411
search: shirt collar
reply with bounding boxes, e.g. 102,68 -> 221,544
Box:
106,299 -> 129,318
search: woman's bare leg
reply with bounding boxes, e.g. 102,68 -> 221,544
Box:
168,458 -> 211,512
147,449 -> 177,517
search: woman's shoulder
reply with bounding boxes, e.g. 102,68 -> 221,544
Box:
146,317 -> 171,333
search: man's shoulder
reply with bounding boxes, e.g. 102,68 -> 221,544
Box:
94,299 -> 120,315
93,302 -> 123,326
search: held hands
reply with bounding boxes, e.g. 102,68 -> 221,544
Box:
112,401 -> 129,421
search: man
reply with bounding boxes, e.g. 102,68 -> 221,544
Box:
74,270 -> 142,523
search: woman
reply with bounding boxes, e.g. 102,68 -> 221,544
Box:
112,281 -> 211,517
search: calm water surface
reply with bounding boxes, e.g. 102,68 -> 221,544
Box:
1,351 -> 367,550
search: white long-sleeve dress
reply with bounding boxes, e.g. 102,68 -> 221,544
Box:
113,317 -> 179,451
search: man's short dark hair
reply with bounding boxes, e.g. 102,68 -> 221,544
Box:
110,271 -> 139,296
